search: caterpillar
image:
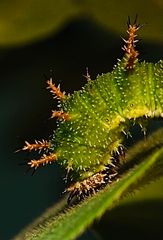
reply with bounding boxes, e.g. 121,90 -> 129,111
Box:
21,18 -> 163,204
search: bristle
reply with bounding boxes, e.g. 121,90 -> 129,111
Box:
83,67 -> 91,82
28,153 -> 57,169
66,161 -> 120,204
66,172 -> 106,204
51,110 -> 70,120
122,17 -> 140,69
22,140 -> 50,152
47,78 -> 65,100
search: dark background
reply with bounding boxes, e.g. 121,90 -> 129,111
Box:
0,1 -> 163,239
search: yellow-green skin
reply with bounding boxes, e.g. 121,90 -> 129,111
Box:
50,59 -> 163,180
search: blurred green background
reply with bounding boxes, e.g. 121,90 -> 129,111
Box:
0,0 -> 163,239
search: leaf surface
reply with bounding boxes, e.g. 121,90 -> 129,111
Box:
14,129 -> 163,240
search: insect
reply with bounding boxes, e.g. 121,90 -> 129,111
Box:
21,17 -> 163,204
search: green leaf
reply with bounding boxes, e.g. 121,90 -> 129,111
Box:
81,0 -> 163,43
14,128 -> 163,240
0,0 -> 78,46
0,0 -> 162,47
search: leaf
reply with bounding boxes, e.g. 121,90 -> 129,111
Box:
80,0 -> 163,43
0,0 -> 162,47
0,0 -> 78,46
120,128 -> 163,193
13,128 -> 163,240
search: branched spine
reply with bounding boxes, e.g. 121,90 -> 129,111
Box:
51,110 -> 70,120
122,16 -> 140,69
22,140 -> 50,152
47,78 -> 65,100
28,153 -> 57,169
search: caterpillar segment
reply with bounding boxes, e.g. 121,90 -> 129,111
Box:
21,18 -> 163,204
66,147 -> 122,204
51,20 -> 162,202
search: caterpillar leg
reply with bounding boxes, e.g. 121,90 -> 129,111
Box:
66,146 -> 124,204
66,172 -> 107,204
66,168 -> 118,204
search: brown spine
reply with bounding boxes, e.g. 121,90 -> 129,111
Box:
28,153 -> 57,169
47,78 -> 65,100
122,16 -> 140,69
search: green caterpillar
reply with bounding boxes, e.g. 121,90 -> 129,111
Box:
22,18 -> 163,203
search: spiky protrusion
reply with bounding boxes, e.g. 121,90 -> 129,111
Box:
66,165 -> 119,204
21,140 -> 57,169
22,140 -> 50,152
122,16 -> 140,69
51,110 -> 70,121
83,67 -> 91,82
28,153 -> 57,169
47,78 -> 65,100
66,172 -> 107,203
66,146 -> 124,204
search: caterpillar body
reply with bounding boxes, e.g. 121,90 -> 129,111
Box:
22,19 -> 163,203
